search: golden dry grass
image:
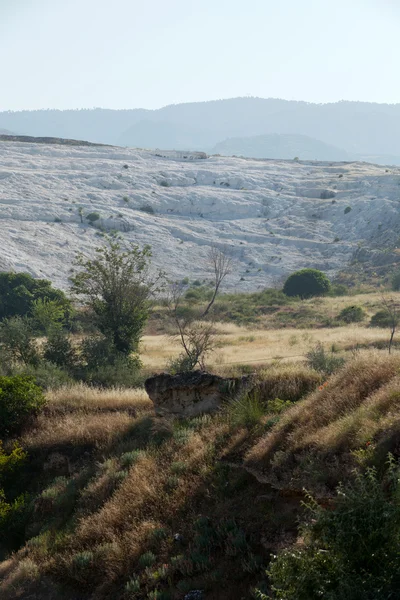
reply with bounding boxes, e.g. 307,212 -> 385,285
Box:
20,385 -> 153,452
140,323 -> 394,371
46,383 -> 152,413
245,350 -> 400,493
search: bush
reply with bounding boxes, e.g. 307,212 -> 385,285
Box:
79,335 -> 142,387
283,269 -> 331,299
0,316 -> 40,366
43,330 -> 77,371
228,391 -> 266,429
0,442 -> 29,552
370,310 -> 398,328
86,212 -> 101,223
338,305 -> 365,323
328,283 -> 348,297
306,343 -> 345,375
0,375 -> 46,436
139,204 -> 155,214
167,353 -> 196,375
344,206 -> 352,214
21,362 -> 73,390
266,463 -> 400,600
0,272 -> 70,321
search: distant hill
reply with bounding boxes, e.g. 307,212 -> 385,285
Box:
0,134 -> 106,147
0,128 -> 16,135
212,133 -> 350,161
2,98 -> 400,163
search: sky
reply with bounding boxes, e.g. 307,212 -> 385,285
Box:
1,0 -> 400,111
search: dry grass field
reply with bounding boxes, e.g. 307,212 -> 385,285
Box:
142,292 -> 400,371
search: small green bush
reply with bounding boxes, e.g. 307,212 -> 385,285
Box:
0,375 -> 46,436
266,462 -> 400,600
283,269 -> 331,299
370,310 -> 398,328
306,343 -> 345,375
344,206 -> 352,214
338,305 -> 365,323
86,212 -> 101,223
228,391 -> 266,429
21,362 -> 73,390
43,330 -> 77,370
139,204 -> 155,214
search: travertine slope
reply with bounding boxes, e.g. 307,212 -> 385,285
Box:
0,141 -> 399,290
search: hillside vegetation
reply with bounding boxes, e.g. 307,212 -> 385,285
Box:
1,351 -> 400,599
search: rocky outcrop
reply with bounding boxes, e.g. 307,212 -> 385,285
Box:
145,371 -> 248,417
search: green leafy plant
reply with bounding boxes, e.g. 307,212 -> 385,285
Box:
265,461 -> 400,599
0,374 -> 46,436
283,269 -> 331,299
306,343 -> 345,375
338,305 -> 365,323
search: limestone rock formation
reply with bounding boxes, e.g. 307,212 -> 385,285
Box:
145,371 -> 247,417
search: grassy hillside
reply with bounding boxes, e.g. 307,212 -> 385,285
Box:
2,351 -> 400,599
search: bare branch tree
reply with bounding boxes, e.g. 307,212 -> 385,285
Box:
201,245 -> 233,318
381,295 -> 399,354
167,282 -> 216,371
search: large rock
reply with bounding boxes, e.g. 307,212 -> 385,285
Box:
145,371 -> 248,417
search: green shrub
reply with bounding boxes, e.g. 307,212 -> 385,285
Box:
328,283 -> 349,297
0,271 -> 70,321
344,206 -> 352,214
306,343 -> 345,375
0,316 -> 40,366
266,462 -> 400,599
78,335 -> 142,386
0,375 -> 46,436
370,310 -> 398,328
43,330 -> 77,371
21,362 -> 73,390
338,305 -> 365,323
139,204 -> 155,214
86,212 -> 101,223
228,391 -> 266,429
283,269 -> 331,299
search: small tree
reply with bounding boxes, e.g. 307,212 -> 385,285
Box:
283,269 -> 331,299
201,245 -> 233,317
70,237 -> 161,355
31,298 -> 66,335
168,282 -> 216,372
380,296 -> 399,354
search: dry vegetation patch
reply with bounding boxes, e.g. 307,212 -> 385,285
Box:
245,351 -> 400,494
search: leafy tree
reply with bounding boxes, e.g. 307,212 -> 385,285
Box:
70,237 -> 161,355
283,269 -> 331,299
0,272 -> 70,321
0,316 -> 39,366
31,298 -> 66,334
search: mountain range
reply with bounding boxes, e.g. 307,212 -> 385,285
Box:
2,98 -> 400,164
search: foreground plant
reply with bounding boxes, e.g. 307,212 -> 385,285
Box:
263,458 -> 400,600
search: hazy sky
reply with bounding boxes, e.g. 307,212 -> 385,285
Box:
1,0 -> 400,111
